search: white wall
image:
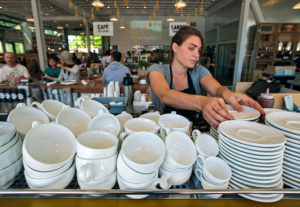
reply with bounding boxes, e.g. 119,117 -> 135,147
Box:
111,15 -> 206,54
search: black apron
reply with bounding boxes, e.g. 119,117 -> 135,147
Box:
164,66 -> 197,121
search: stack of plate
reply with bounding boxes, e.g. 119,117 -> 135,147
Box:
265,111 -> 300,188
210,105 -> 261,140
218,120 -> 286,202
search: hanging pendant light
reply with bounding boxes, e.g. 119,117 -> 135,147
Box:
121,16 -> 124,26
83,11 -> 87,25
293,2 -> 300,9
114,0 -> 117,8
123,0 -> 129,6
75,6 -> 79,18
117,7 -> 120,17
186,13 -> 190,25
110,16 -> 119,21
199,0 -> 204,14
166,17 -> 175,22
149,16 -> 152,27
127,21 -> 131,33
180,8 -> 184,19
175,0 -> 187,9
134,31 -> 138,42
156,0 -> 159,11
69,0 -> 73,9
92,0 -> 104,8
194,8 -> 198,20
153,6 -> 156,19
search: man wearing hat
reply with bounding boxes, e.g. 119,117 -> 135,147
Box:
57,51 -> 80,82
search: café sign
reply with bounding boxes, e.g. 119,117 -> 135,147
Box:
169,22 -> 188,36
93,22 -> 113,36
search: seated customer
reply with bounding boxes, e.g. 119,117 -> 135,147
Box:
42,55 -> 61,82
57,51 -> 80,82
0,52 -> 30,82
102,51 -> 131,83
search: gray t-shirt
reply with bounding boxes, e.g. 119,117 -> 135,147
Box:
146,64 -> 211,113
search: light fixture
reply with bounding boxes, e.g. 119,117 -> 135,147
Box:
120,25 -> 126,29
107,5 -> 110,8
66,24 -> 69,27
26,18 -> 34,22
175,0 -> 187,9
110,16 -> 119,21
57,26 -> 64,29
92,0 -> 104,8
29,26 -> 35,30
0,6 -> 3,9
69,0 -> 73,9
166,17 -> 175,22
293,2 -> 300,9
80,32 -> 85,35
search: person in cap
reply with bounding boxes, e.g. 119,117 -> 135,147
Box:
56,51 -> 80,82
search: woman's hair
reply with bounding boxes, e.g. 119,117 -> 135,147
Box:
169,26 -> 204,63
48,54 -> 59,62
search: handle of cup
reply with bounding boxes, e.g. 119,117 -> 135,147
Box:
98,108 -> 105,115
192,129 -> 201,141
76,97 -> 84,107
31,120 -> 42,128
119,132 -> 129,141
196,155 -> 206,169
171,111 -> 176,114
194,167 -> 202,182
31,101 -> 41,109
158,174 -> 171,190
16,103 -> 27,108
159,127 -> 171,140
150,126 -> 160,135
78,163 -> 95,182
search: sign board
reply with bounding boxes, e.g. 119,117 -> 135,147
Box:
169,22 -> 188,36
93,22 -> 113,36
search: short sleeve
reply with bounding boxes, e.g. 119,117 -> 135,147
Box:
146,64 -> 169,85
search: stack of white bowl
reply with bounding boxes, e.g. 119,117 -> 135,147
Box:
159,131 -> 196,189
265,111 -> 300,188
117,132 -> 165,199
23,123 -> 76,189
210,105 -> 260,140
219,120 -> 286,202
76,130 -> 118,190
0,122 -> 23,189
193,131 -> 231,199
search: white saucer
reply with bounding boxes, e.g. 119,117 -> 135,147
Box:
283,176 -> 300,188
226,104 -> 261,121
266,111 -> 300,135
230,173 -> 282,187
60,80 -> 77,85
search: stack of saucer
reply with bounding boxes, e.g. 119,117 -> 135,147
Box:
219,120 -> 286,202
210,105 -> 260,140
0,122 -> 22,189
265,111 -> 300,188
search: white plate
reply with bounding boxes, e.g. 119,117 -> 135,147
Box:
219,148 -> 282,167
219,141 -> 284,160
283,169 -> 300,181
286,137 -> 300,146
285,145 -> 300,154
60,80 -> 77,85
284,153 -> 300,163
282,174 -> 300,184
219,146 -> 283,165
263,108 -> 286,115
283,164 -> 300,175
229,182 -> 284,203
284,156 -> 300,167
231,173 -> 283,187
219,120 -> 286,147
226,104 -> 261,121
285,142 -> 300,150
219,134 -> 285,155
283,159 -> 300,171
283,176 -> 300,189
265,121 -> 300,140
266,111 -> 300,135
284,148 -> 300,159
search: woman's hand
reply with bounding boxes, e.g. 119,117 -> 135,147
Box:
224,92 -> 265,116
200,97 -> 234,129
57,63 -> 63,68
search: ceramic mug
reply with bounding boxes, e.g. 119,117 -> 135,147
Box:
31,99 -> 66,121
193,130 -> 219,160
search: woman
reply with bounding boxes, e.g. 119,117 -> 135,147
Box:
43,55 -> 61,82
147,26 -> 264,129
57,51 -> 80,82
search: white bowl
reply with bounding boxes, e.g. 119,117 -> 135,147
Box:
0,156 -> 23,188
159,165 -> 192,187
0,137 -> 22,171
88,113 -> 121,136
79,99 -> 109,118
76,154 -> 117,181
23,157 -> 74,179
78,170 -> 116,190
0,132 -> 18,154
158,113 -> 190,135
139,111 -> 160,124
121,132 -> 165,174
7,105 -> 49,135
0,122 -> 16,147
116,111 -> 133,130
56,108 -> 91,137
23,123 -> 76,171
31,99 -> 66,121
25,162 -> 75,189
77,130 -> 119,159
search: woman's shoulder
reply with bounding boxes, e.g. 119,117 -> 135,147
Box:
148,64 -> 169,74
189,64 -> 211,76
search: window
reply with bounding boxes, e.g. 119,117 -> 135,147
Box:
5,42 -> 14,53
0,42 -> 3,54
15,42 -> 24,54
68,35 -> 102,53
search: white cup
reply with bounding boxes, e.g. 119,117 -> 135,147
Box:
0,122 -> 16,147
22,123 -> 76,171
164,131 -> 196,169
195,156 -> 232,185
56,108 -> 91,137
134,90 -> 141,102
88,112 -> 121,136
140,94 -> 146,103
119,118 -> 160,140
31,100 -> 66,121
77,98 -> 109,118
117,152 -> 158,184
107,84 -> 114,97
103,87 -> 107,97
7,104 -> 49,136
200,174 -> 228,199
76,154 -> 117,182
139,111 -> 160,124
159,165 -> 193,189
76,130 -> 119,159
121,132 -> 165,174
158,112 -> 190,138
116,111 -> 133,131
78,170 -> 117,190
193,131 -> 219,159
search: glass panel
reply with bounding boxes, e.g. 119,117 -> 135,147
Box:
0,42 -> 3,54
15,42 -> 24,54
5,42 -> 14,53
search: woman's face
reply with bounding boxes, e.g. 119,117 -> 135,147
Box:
49,59 -> 57,68
172,35 -> 202,69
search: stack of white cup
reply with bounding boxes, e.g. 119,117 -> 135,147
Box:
0,122 -> 23,189
104,81 -> 120,97
159,131 -> 196,189
23,124 -> 76,189
193,131 -> 232,199
76,130 -> 118,190
117,132 -> 165,199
